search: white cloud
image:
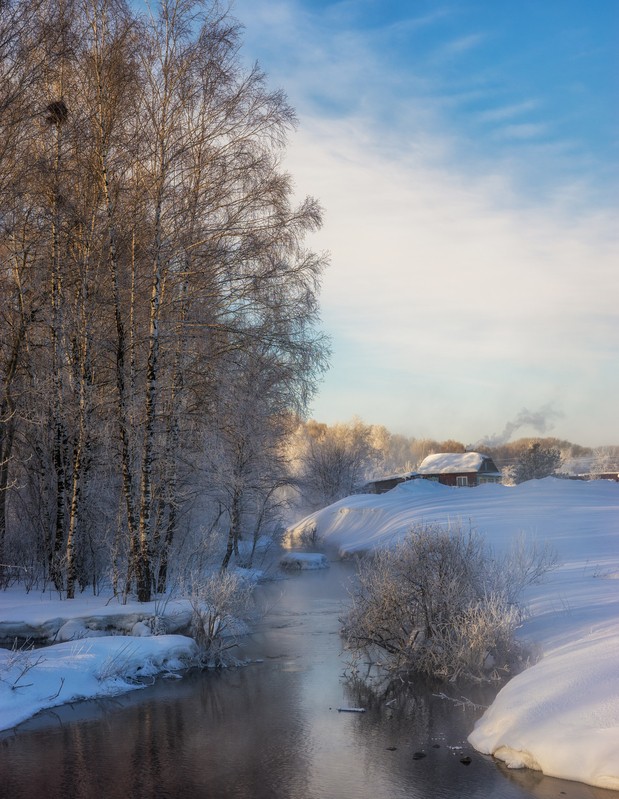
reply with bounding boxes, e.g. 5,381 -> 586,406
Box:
430,31 -> 488,60
233,0 -> 618,444
494,122 -> 549,140
285,118 -> 618,443
477,100 -> 542,123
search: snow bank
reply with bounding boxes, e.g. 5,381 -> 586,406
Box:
0,634 -> 198,732
0,590 -> 222,733
285,477 -> 619,790
468,629 -> 619,789
0,563 -> 270,733
286,477 -> 619,561
0,589 -> 193,643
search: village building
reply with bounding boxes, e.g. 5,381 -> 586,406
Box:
358,471 -> 418,494
417,452 -> 502,487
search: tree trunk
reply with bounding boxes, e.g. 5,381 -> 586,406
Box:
66,258 -> 91,598
49,119 -> 68,592
221,486 -> 242,571
97,112 -> 140,594
0,307 -> 30,580
155,272 -> 186,593
136,195 -> 164,603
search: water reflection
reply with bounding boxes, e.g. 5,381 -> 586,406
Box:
0,563 -> 617,799
498,764 -> 619,799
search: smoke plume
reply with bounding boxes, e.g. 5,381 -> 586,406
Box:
473,404 -> 564,448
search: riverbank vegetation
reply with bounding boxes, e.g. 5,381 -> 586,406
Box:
341,523 -> 557,684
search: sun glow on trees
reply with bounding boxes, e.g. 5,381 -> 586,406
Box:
0,0 -> 328,600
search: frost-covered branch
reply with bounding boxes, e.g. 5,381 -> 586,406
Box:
341,523 -> 557,683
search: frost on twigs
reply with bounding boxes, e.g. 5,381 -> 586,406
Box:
189,572 -> 255,668
0,640 -> 45,691
94,641 -> 140,683
341,523 -> 557,684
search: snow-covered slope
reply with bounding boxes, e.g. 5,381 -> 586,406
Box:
286,478 -> 619,790
0,629 -> 198,732
286,477 -> 618,561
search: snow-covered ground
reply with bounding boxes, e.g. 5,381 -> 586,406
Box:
0,592 -> 199,732
286,477 -> 619,790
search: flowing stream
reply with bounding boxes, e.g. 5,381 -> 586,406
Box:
0,561 -> 612,799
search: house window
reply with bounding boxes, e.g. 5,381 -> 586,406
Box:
456,476 -> 469,487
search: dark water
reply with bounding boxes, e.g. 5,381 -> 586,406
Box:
0,562 -> 616,799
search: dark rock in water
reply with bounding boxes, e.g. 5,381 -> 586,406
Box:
386,746 -> 397,751
412,751 -> 426,760
459,756 -> 472,765
432,744 -> 441,748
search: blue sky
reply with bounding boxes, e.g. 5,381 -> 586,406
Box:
231,0 -> 618,447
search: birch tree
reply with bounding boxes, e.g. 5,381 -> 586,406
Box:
124,0 -> 327,598
0,0 -> 329,598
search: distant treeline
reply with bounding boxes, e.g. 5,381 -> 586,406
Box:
286,419 -> 619,513
474,438 -> 598,470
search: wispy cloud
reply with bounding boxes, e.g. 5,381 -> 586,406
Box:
431,31 -> 488,60
232,0 -> 618,444
494,123 -> 549,140
384,8 -> 452,34
478,100 -> 541,123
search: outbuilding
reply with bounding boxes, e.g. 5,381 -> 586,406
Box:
357,471 -> 418,494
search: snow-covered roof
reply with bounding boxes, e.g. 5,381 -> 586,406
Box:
369,470 -> 418,483
417,452 -> 496,474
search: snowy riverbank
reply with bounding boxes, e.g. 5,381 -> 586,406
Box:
0,553 -> 324,734
0,591 -> 200,732
286,477 -> 619,790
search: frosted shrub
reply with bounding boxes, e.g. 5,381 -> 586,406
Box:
490,534 -> 559,603
0,641 -> 46,690
190,572 -> 255,667
341,524 -> 555,683
94,642 -> 138,683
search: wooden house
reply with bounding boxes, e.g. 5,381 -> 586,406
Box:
417,452 -> 502,487
357,471 -> 418,494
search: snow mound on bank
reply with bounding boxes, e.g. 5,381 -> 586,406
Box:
286,477 -> 619,559
0,635 -> 198,732
285,477 -> 619,790
279,552 -> 329,570
0,590 -> 241,733
0,591 -> 193,643
468,630 -> 619,790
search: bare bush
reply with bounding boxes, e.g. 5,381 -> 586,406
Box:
0,639 -> 45,690
189,572 -> 255,667
490,534 -> 559,603
341,523 -> 556,683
